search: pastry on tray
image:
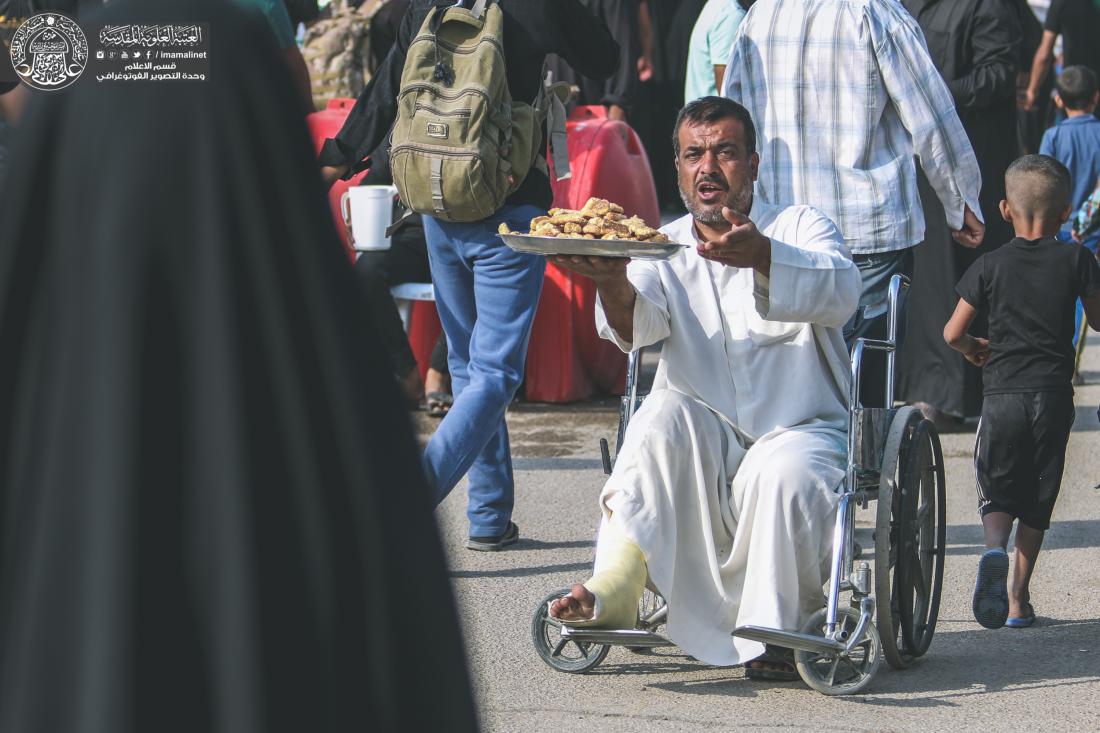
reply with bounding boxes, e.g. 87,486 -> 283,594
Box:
498,198 -> 671,244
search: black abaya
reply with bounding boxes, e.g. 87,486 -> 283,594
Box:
0,2 -> 477,731
636,0 -> 706,211
898,0 -> 1020,418
546,0 -> 640,112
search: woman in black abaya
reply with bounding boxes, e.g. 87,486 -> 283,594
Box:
0,1 -> 477,731
898,0 -> 1021,423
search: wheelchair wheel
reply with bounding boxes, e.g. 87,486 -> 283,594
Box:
530,588 -> 610,673
794,607 -> 882,695
874,407 -> 947,670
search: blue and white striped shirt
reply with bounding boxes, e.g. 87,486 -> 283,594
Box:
723,0 -> 983,255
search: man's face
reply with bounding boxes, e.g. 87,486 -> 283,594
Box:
675,117 -> 759,226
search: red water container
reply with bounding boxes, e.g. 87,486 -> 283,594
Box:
525,106 -> 659,402
306,98 -> 369,262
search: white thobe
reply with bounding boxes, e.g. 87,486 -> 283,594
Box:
594,200 -> 861,666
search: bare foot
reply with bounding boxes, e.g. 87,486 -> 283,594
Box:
549,583 -> 596,622
424,367 -> 450,397
1009,591 -> 1033,620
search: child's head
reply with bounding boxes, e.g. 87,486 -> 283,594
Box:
1055,65 -> 1099,113
1001,155 -> 1073,236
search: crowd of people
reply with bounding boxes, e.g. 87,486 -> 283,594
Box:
1,0 -> 1099,723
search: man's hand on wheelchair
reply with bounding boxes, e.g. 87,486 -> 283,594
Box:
962,336 -> 991,367
697,208 -> 772,277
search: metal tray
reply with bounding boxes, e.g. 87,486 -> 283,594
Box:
499,233 -> 686,261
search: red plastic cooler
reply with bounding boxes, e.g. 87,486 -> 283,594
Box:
524,106 -> 660,402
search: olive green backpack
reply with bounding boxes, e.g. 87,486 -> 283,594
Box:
389,0 -> 571,222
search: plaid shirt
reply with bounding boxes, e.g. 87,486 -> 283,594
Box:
723,0 -> 983,255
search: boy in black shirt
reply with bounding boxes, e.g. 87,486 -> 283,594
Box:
945,154 -> 1100,629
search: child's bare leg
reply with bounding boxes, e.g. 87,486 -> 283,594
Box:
1010,522 -> 1045,618
982,511 -> 1014,550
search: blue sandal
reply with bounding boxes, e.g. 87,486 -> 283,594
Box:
972,548 -> 1009,629
1005,606 -> 1036,628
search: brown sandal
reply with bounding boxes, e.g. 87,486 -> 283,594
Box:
745,645 -> 799,682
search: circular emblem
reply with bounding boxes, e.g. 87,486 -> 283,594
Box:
9,13 -> 88,91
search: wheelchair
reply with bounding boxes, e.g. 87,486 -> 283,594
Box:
530,275 -> 947,695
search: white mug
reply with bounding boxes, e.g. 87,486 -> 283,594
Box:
340,185 -> 399,251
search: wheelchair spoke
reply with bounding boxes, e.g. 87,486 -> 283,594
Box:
840,656 -> 859,681
802,651 -> 829,665
825,657 -> 841,686
910,552 -> 930,600
914,501 -> 932,527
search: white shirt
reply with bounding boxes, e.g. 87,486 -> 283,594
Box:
596,200 -> 862,440
723,0 -> 984,255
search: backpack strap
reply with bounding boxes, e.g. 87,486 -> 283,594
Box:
538,67 -> 572,181
427,0 -> 495,85
430,157 -> 446,215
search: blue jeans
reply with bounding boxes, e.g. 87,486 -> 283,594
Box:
422,205 -> 546,536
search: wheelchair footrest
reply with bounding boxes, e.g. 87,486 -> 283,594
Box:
560,627 -> 674,648
732,625 -> 845,654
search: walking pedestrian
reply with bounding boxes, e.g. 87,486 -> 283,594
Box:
898,0 -> 1022,427
0,2 -> 477,729
723,0 -> 985,405
319,0 -> 619,550
944,155 -> 1100,629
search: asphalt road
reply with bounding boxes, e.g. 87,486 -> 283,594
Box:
421,346 -> 1100,732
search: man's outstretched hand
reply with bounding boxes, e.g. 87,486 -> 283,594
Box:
951,205 -> 985,248
697,207 -> 772,276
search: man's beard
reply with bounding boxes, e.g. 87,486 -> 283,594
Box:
679,178 -> 753,226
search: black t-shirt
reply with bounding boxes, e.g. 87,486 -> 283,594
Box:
956,236 -> 1100,395
1045,0 -> 1100,80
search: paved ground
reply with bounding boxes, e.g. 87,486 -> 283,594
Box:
421,347 -> 1100,732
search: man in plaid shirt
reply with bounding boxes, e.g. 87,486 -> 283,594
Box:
723,0 -> 985,400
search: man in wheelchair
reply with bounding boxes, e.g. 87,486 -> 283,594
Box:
547,97 -> 862,679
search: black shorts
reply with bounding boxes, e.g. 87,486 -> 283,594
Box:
975,392 -> 1075,530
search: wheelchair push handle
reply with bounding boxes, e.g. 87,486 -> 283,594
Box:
848,273 -> 910,414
